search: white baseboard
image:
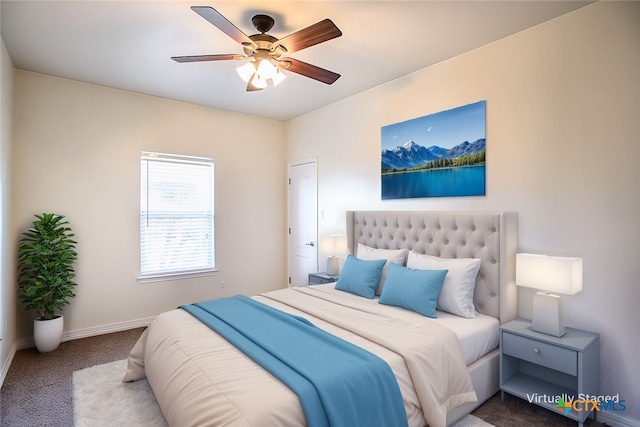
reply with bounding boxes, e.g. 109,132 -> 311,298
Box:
0,340 -> 18,389
597,411 -> 640,427
60,316 -> 155,342
14,316 -> 155,350
0,316 -> 155,388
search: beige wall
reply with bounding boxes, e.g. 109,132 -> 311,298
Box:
12,71 -> 287,337
286,2 -> 639,424
1,38 -> 16,379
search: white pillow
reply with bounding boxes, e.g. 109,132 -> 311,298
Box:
356,244 -> 408,296
406,251 -> 481,318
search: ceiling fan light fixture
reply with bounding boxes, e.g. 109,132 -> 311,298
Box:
250,72 -> 268,89
236,62 -> 256,83
238,59 -> 287,89
271,68 -> 287,86
256,59 -> 277,80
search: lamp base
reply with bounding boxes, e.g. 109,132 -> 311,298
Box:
326,256 -> 339,276
532,292 -> 565,337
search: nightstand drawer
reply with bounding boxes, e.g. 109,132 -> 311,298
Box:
308,272 -> 338,285
502,332 -> 577,376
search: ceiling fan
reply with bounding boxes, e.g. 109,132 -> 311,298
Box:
172,6 -> 343,92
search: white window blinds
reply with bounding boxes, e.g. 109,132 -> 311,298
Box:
140,152 -> 215,279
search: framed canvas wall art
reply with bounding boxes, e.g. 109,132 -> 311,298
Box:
381,100 -> 486,199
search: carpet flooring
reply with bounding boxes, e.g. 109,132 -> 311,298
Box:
1,327 -> 610,427
1,328 -> 144,426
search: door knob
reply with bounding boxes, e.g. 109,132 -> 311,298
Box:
305,242 -> 315,247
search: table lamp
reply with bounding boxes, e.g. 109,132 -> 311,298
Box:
515,253 -> 583,337
319,234 -> 348,276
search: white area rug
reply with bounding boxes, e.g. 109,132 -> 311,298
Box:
451,414 -> 495,427
73,359 -> 167,427
73,359 -> 493,427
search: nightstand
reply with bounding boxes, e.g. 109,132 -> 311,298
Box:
500,319 -> 599,427
308,272 -> 338,285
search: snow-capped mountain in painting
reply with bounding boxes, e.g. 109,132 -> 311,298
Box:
381,138 -> 485,170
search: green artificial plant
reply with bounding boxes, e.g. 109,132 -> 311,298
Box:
17,213 -> 78,320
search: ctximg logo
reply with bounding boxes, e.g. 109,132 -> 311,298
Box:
555,398 -> 572,415
528,393 -> 626,414
552,394 -> 627,413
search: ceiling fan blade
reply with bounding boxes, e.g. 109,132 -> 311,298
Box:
282,58 -> 340,85
191,6 -> 253,46
171,54 -> 243,63
274,19 -> 342,54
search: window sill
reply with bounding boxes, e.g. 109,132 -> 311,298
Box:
137,269 -> 219,284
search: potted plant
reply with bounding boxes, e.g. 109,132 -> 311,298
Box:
17,213 -> 78,352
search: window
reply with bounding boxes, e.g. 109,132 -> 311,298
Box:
139,152 -> 215,281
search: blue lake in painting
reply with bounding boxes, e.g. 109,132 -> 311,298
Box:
381,165 -> 485,199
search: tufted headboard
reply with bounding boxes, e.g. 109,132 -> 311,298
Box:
346,211 -> 518,324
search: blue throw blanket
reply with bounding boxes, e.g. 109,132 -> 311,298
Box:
181,295 -> 408,427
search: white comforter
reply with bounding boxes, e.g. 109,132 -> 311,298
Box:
124,285 -> 477,427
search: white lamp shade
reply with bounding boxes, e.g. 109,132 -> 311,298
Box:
271,68 -> 287,86
256,59 -> 276,79
236,62 -> 256,82
516,253 -> 583,295
250,73 -> 267,89
319,234 -> 348,256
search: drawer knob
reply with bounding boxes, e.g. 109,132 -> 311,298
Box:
533,348 -> 539,353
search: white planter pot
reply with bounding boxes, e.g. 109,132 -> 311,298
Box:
34,315 -> 64,353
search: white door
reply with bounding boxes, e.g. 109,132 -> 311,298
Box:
287,158 -> 318,287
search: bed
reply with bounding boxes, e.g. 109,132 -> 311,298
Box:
124,210 -> 518,427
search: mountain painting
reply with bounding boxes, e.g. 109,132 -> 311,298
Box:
381,100 -> 486,199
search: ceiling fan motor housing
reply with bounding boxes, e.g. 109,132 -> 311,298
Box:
252,14 -> 275,33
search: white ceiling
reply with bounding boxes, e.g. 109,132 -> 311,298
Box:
1,1 -> 591,121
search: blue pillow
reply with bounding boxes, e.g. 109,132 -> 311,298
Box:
379,263 -> 448,317
335,255 -> 386,299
